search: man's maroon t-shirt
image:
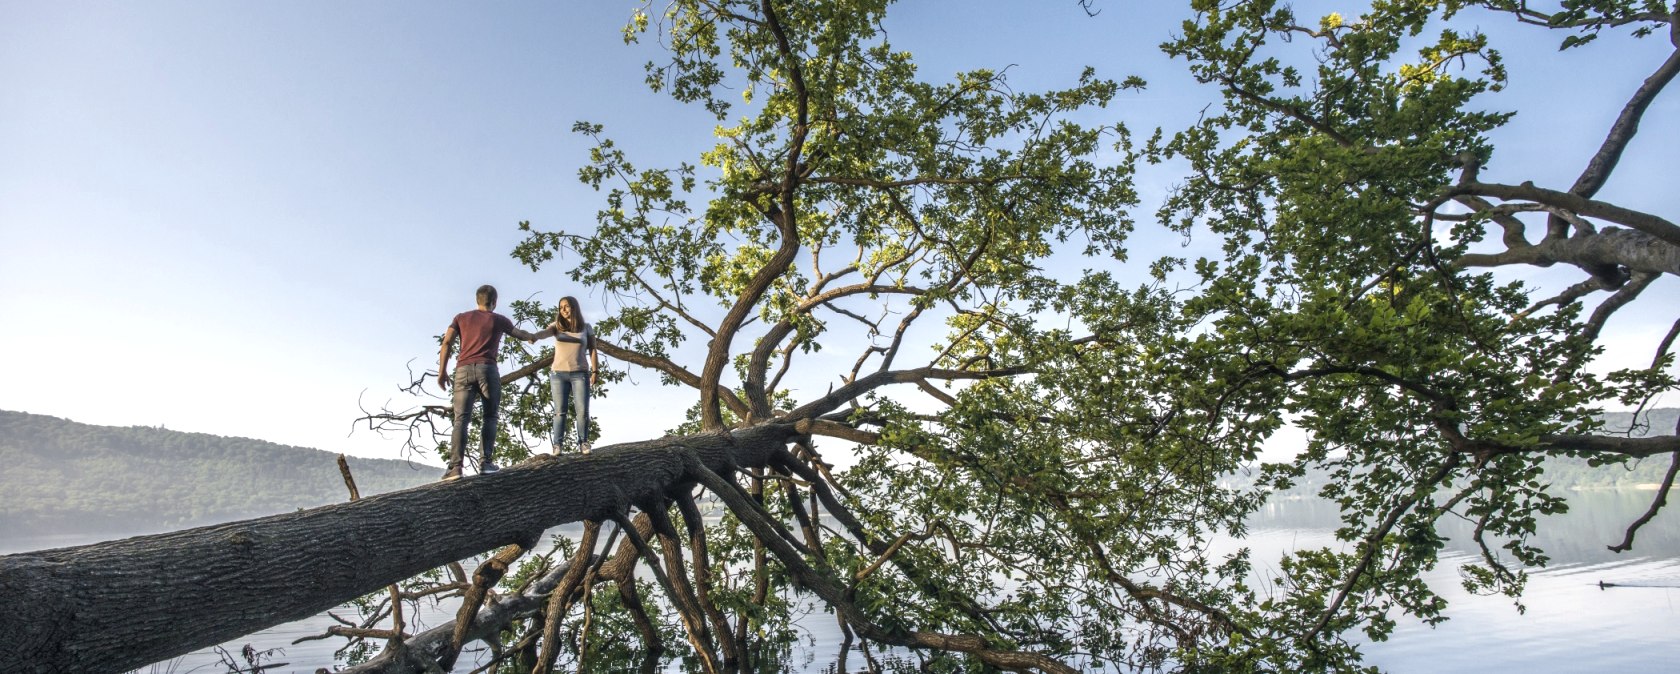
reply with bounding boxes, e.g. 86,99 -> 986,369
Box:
450,310 -> 515,367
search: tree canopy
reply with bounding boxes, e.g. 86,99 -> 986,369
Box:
4,2 -> 1676,673
381,1 -> 1676,670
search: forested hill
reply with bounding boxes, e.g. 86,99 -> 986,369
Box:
0,410 -> 433,539
1236,408 -> 1680,495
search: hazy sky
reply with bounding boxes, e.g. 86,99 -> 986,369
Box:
2,1 -> 1674,464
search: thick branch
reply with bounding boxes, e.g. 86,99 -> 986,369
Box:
1584,271 -> 1658,341
612,509 -> 721,673
1570,48 -> 1680,200
699,0 -> 811,429
0,425 -> 806,673
674,492 -> 737,664
1450,181 -> 1680,248
1453,226 -> 1680,277
443,540 -> 535,670
531,521 -> 602,674
1536,434 -> 1680,457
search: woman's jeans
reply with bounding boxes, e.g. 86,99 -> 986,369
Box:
549,370 -> 590,451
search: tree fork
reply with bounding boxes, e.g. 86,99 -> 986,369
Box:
0,424 -> 801,674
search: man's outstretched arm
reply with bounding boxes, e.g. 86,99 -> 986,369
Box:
528,324 -> 581,343
509,326 -> 551,343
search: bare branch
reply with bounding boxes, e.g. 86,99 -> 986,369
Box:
1513,276 -> 1614,321
1584,271 -> 1658,341
1608,450 -> 1680,552
1654,316 -> 1680,370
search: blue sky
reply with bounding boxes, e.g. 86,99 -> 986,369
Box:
1,1 -> 1674,463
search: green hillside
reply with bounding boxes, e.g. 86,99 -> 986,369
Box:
1230,408 -> 1679,495
0,410 -> 434,539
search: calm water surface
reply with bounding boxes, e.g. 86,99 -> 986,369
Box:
11,491 -> 1676,673
1243,491 -> 1680,674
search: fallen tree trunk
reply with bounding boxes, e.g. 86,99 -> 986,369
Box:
0,424 -> 799,674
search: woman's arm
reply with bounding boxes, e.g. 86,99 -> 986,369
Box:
535,323 -> 583,342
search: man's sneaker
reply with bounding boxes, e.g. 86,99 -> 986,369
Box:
481,462 -> 500,474
580,442 -> 592,455
441,469 -> 462,481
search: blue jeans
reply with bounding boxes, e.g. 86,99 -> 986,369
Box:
449,363 -> 501,472
550,370 -> 590,451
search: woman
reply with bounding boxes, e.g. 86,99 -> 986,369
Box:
536,296 -> 599,454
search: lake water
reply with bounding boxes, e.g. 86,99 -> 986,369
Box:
10,490 -> 1677,673
1243,491 -> 1680,674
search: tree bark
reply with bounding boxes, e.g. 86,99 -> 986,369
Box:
342,552 -> 596,674
1455,225 -> 1680,277
0,424 -> 801,674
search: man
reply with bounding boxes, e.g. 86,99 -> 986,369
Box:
436,284 -> 541,480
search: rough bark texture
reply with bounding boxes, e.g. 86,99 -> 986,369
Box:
0,424 -> 799,674
1456,225 -> 1680,276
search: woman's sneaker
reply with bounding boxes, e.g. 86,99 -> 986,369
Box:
581,443 -> 592,455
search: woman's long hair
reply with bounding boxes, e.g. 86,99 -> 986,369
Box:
556,296 -> 585,332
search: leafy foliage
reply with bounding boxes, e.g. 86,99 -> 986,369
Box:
354,1 -> 1679,672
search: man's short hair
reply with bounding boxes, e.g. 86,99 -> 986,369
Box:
476,285 -> 498,306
